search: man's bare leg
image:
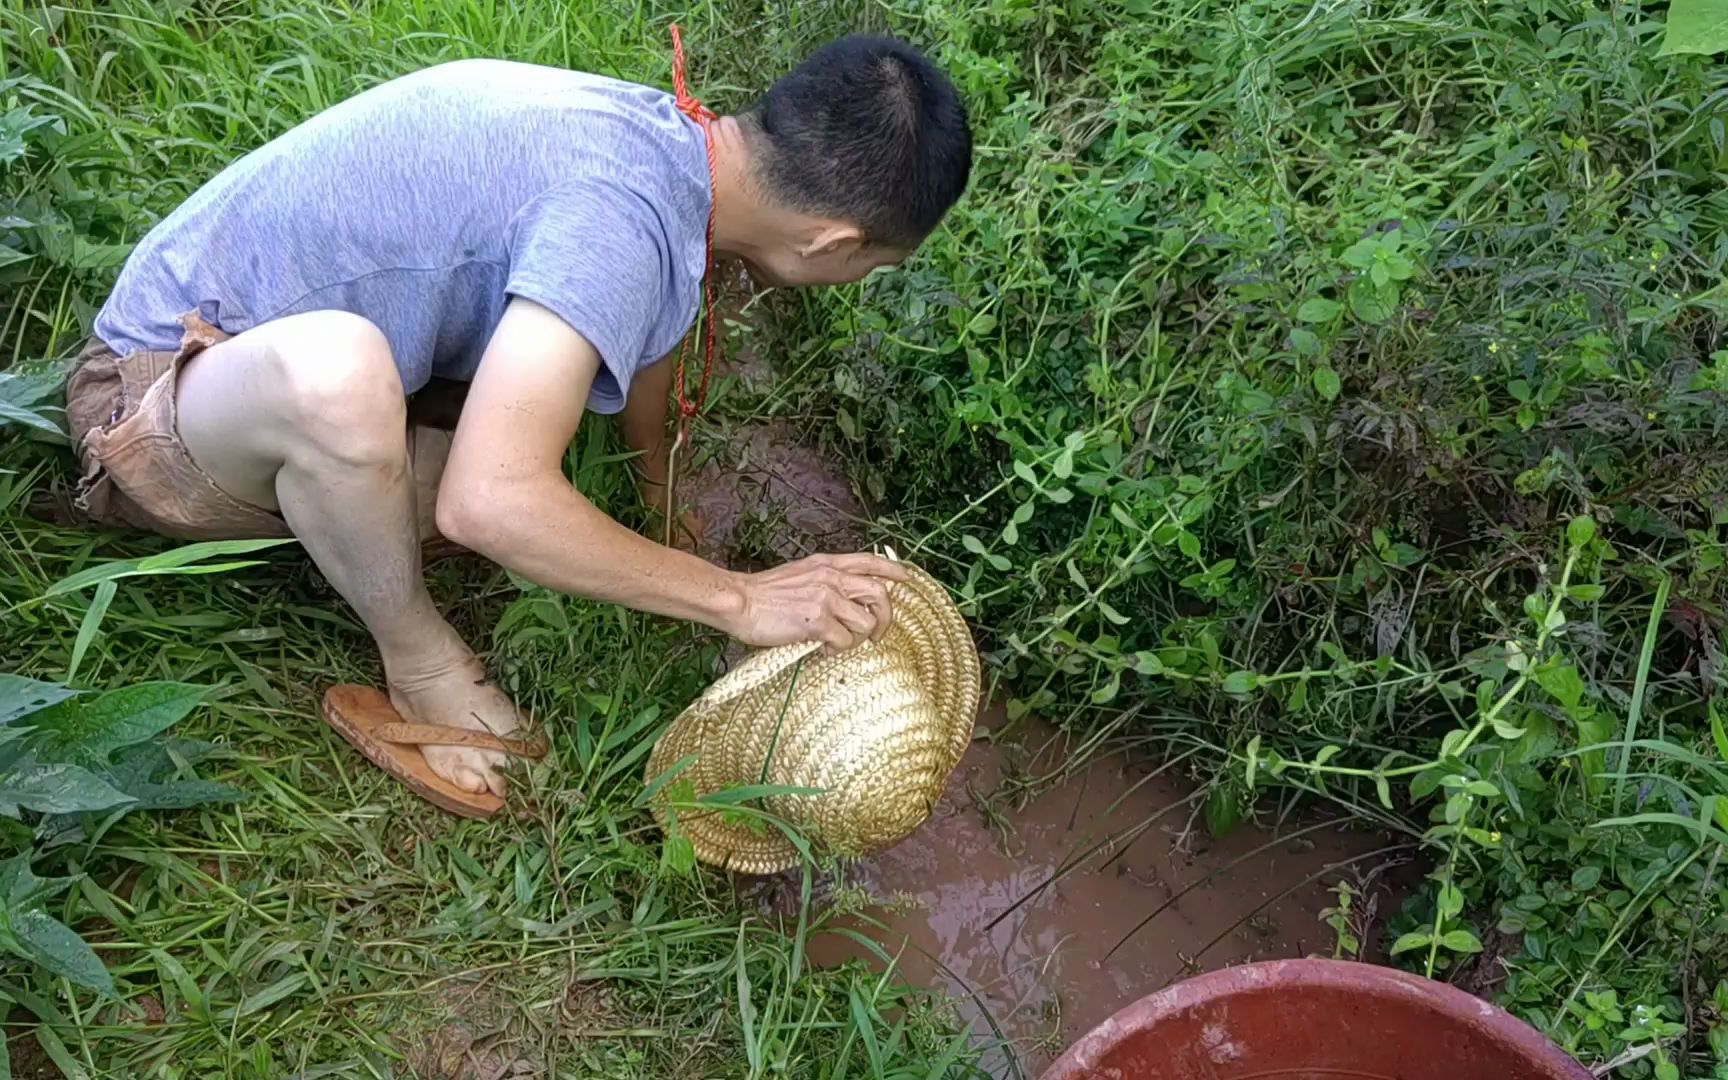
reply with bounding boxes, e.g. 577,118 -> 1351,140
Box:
174,310 -> 517,796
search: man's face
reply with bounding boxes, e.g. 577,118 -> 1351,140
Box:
741,241 -> 910,289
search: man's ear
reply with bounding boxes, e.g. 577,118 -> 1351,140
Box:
799,222 -> 864,258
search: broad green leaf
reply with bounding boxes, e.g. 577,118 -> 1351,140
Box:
1438,881 -> 1464,918
0,853 -> 68,908
24,683 -> 208,768
1313,367 -> 1341,401
1659,0 -> 1728,56
1066,559 -> 1089,590
1295,298 -> 1342,323
1178,493 -> 1214,525
1566,515 -> 1597,549
1221,671 -> 1259,694
100,739 -> 245,812
1053,445 -> 1074,480
1205,786 -> 1242,838
1091,670 -> 1121,705
10,909 -> 113,994
1348,278 -> 1397,323
1534,663 -> 1586,710
0,399 -> 66,439
1340,238 -> 1380,269
1491,716 -> 1529,740
0,855 -> 113,994
0,677 -> 76,727
0,759 -> 135,817
1440,929 -> 1483,953
1571,866 -> 1602,890
1288,328 -> 1321,355
1577,715 -> 1613,781
1711,702 -> 1728,762
1390,931 -> 1431,955
67,238 -> 134,271
1097,600 -> 1131,626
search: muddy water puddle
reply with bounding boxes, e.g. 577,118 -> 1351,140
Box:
800,711 -> 1407,1077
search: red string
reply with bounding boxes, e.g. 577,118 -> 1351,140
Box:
669,23 -> 719,430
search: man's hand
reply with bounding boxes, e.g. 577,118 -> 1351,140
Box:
724,553 -> 908,652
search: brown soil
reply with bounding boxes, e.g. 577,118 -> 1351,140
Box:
802,709 -> 1411,1077
402,977 -> 544,1080
682,419 -> 866,571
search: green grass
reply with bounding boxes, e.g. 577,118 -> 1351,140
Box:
6,0 -> 1728,1076
0,2 -> 978,1076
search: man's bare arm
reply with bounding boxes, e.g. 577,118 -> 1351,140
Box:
437,298 -> 903,651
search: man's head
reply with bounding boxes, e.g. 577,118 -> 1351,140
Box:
721,35 -> 972,287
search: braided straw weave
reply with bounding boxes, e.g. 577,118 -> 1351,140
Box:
645,559 -> 980,875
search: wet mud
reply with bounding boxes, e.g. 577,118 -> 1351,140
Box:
802,709 -> 1409,1077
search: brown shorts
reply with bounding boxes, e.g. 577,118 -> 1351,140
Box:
66,313 -> 291,541
66,312 -> 467,544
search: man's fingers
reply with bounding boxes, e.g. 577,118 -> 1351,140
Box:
841,577 -> 893,640
829,595 -> 877,641
819,553 -> 910,581
820,619 -> 860,655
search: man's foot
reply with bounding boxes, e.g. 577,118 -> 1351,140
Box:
384,636 -> 525,797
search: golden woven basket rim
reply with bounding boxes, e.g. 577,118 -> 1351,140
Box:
646,557 -> 979,875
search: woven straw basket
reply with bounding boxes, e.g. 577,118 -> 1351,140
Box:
645,559 -> 980,875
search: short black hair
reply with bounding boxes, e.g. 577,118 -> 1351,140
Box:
744,35 -> 972,249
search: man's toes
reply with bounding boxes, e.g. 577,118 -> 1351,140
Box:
449,764 -> 490,795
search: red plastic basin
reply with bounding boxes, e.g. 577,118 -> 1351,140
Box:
1041,959 -> 1592,1080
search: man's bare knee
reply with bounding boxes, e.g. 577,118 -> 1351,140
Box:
273,313 -> 407,467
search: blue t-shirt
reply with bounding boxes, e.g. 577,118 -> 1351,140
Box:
95,59 -> 711,415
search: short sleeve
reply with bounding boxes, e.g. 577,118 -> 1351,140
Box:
505,180 -> 667,414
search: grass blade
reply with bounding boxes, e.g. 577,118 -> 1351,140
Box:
65,578 -> 116,684
1613,574 -> 1670,817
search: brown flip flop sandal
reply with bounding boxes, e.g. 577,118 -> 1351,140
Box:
321,685 -> 549,819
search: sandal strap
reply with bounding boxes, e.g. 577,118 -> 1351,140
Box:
375,722 -> 549,760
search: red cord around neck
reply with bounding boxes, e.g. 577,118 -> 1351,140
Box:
669,23 -> 719,427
